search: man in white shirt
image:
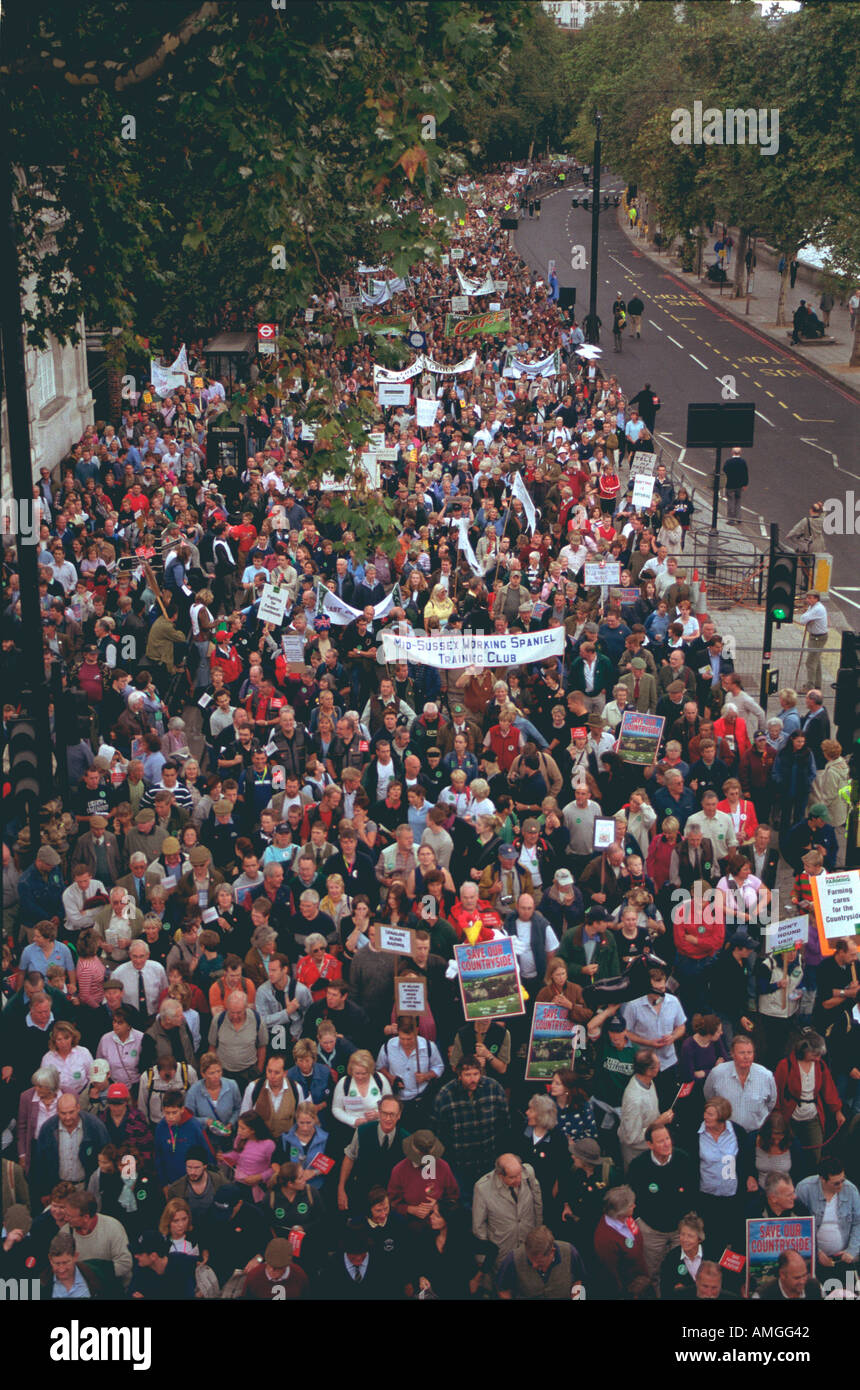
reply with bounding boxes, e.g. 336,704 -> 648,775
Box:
62,864 -> 108,934
685,791 -> 738,862
502,893 -> 559,988
111,941 -> 168,1020
377,1019 -> 444,1115
624,965 -> 687,1106
794,591 -> 828,691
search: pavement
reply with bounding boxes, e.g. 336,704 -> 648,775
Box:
511,184 -> 857,725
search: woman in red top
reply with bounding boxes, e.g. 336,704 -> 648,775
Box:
295,935 -> 342,1002
773,1033 -> 845,1168
484,705 -> 524,775
717,778 -> 758,844
598,463 -> 621,515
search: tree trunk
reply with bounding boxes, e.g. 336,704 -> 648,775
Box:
850,314 -> 860,368
733,229 -> 748,298
775,251 -> 796,327
527,139 -> 534,163
107,363 -> 123,421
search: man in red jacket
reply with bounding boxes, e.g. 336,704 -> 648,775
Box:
672,886 -> 725,1015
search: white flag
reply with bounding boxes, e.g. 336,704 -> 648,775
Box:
512,471 -> 537,534
457,519 -> 482,578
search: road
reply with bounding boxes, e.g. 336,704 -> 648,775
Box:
513,182 -> 860,623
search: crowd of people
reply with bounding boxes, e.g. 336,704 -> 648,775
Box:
1,163 -> 858,1303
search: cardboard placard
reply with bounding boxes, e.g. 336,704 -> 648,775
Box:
764,913 -> 809,955
455,939 -> 524,1021
377,381 -> 411,407
809,869 -> 860,955
450,296 -> 469,314
257,584 -> 289,626
525,1003 -> 584,1079
281,634 -> 305,664
745,1217 -> 815,1298
593,817 -> 617,851
616,711 -> 665,768
396,978 -> 427,1015
631,474 -> 655,509
584,561 -> 621,587
378,924 -> 415,956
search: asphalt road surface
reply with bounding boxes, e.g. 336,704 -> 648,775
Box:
513,182 -> 860,624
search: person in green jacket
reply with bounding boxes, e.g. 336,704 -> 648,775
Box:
145,597 -> 188,689
555,908 -> 620,984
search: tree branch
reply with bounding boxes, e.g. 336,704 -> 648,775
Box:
1,3 -> 220,91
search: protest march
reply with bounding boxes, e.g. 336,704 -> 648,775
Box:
2,154 -> 859,1310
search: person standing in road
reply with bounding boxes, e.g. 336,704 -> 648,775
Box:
722,447 -> 749,526
627,295 -> 644,338
612,305 -> 626,354
795,594 -> 829,694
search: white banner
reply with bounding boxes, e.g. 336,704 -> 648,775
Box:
512,471 -> 537,534
373,351 -> 477,384
584,561 -> 622,586
456,519 -> 483,578
372,276 -> 408,296
150,360 -> 186,397
361,283 -> 392,307
415,397 -> 439,428
381,627 -> 566,669
508,351 -> 561,379
170,344 -> 189,376
316,582 -> 396,626
357,263 -> 386,274
457,268 -> 495,297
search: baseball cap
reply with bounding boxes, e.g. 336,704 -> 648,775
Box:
499,844 -> 518,860
808,803 -> 829,821
265,1238 -> 293,1268
607,1014 -> 627,1033
106,1083 -> 130,1101
554,868 -> 574,887
729,931 -> 756,951
522,819 -> 540,834
134,1229 -> 169,1256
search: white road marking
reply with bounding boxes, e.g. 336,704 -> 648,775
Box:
667,335 -> 684,349
689,354 -> 708,370
831,589 -> 860,611
754,410 -> 775,426
680,463 -> 708,476
651,322 -> 663,332
799,436 -> 838,468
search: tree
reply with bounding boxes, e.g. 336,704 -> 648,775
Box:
3,1 -> 534,550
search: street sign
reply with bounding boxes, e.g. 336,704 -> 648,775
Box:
257,322 -> 277,356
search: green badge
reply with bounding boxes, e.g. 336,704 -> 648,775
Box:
490,1045 -> 498,1054
698,926 -> 705,935
648,1182 -> 659,1193
138,1190 -> 147,1200
678,1263 -> 686,1275
625,1237 -> 634,1249
275,1207 -> 285,1219
337,1065 -> 345,1076
297,1202 -> 308,1214
73,1071 -> 81,1079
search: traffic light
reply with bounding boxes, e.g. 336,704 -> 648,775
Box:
835,632 -> 860,751
582,171 -> 590,186
582,197 -> 590,211
766,549 -> 798,627
8,715 -> 40,807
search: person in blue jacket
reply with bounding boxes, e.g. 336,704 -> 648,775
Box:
154,1093 -> 214,1188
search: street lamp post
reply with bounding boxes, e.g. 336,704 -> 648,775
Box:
585,113 -> 602,345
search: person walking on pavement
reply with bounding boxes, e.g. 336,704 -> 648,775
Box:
789,258 -> 799,289
819,292 -> 835,329
627,295 -> 644,338
849,289 -> 859,333
795,594 -> 829,693
722,447 -> 749,526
